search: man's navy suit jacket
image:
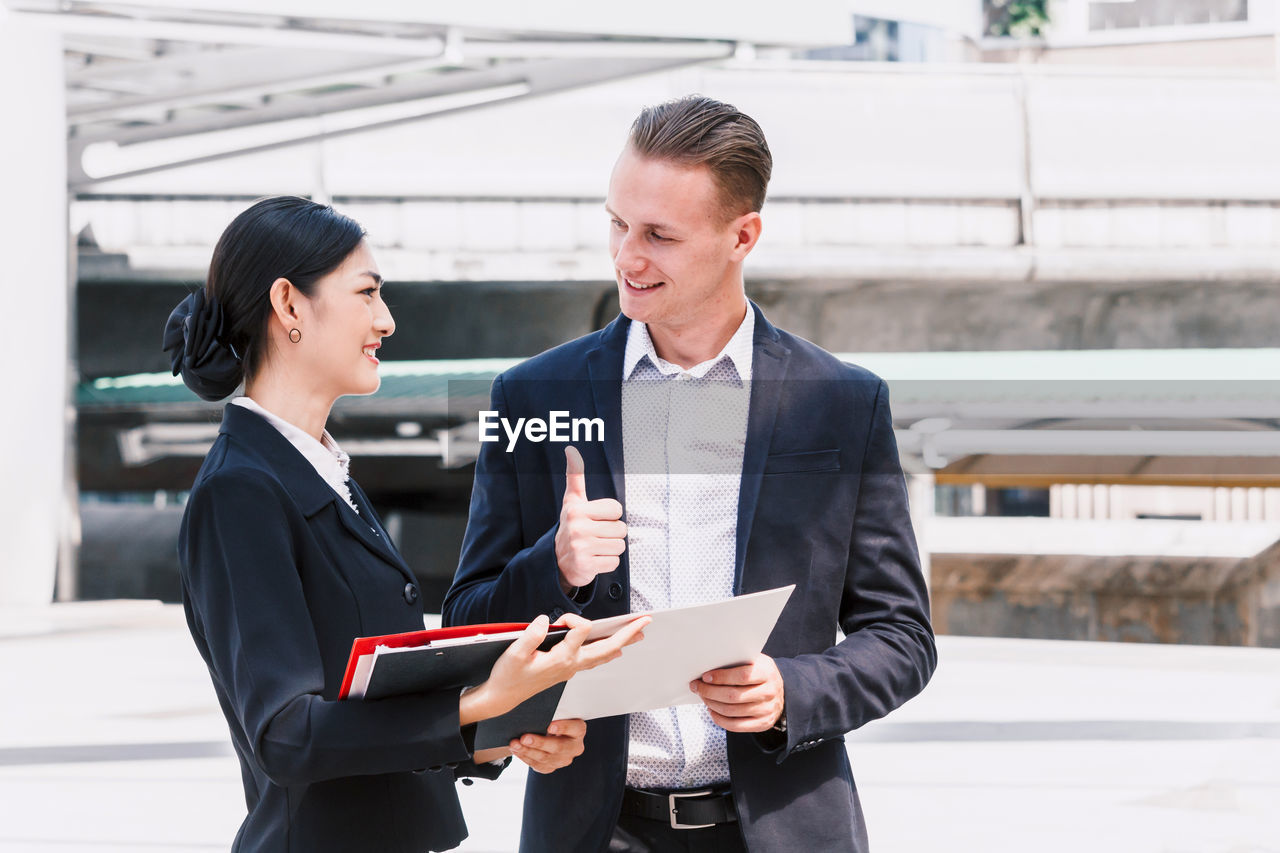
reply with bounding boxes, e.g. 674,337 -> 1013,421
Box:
444,305 -> 936,852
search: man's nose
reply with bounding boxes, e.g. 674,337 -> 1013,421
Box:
613,231 -> 649,275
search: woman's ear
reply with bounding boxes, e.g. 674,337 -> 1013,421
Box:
267,277 -> 297,331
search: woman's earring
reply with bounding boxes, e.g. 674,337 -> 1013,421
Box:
289,328 -> 302,343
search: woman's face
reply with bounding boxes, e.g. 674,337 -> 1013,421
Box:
298,240 -> 395,400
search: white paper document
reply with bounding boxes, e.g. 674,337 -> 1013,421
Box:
553,585 -> 794,721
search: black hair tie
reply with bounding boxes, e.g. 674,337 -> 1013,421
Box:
162,290 -> 243,402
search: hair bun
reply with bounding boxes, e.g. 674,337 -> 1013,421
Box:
162,289 -> 243,401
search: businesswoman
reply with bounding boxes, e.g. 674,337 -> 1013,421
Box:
164,196 -> 645,852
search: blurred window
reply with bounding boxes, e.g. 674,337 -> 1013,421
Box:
987,487 -> 1051,517
1088,0 -> 1248,29
935,485 -> 1051,517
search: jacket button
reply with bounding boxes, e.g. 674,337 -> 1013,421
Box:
548,607 -> 564,621
608,582 -> 623,601
403,583 -> 420,605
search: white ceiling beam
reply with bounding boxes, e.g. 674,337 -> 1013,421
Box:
74,80 -> 531,183
17,10 -> 448,55
69,54 -> 451,121
72,59 -> 535,146
62,34 -> 159,62
14,0 -> 850,46
461,40 -> 737,60
73,50 -> 725,147
70,45 -> 304,83
69,52 -> 723,188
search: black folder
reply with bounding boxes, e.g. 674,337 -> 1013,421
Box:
340,623 -> 570,750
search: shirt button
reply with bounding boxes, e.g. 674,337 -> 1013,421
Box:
548,607 -> 564,621
608,582 -> 623,601
403,583 -> 420,605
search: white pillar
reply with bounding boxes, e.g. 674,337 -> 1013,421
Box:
1230,487 -> 1248,522
1077,484 -> 1093,520
1265,488 -> 1280,521
1247,487 -> 1264,522
0,9 -> 66,605
1213,487 -> 1231,521
908,473 -> 934,591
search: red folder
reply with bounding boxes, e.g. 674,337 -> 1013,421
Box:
338,622 -> 532,700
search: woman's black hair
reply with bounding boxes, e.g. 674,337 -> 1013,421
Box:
162,196 -> 366,401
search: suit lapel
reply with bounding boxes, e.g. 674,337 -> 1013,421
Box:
585,316 -> 630,504
219,404 -> 415,583
344,478 -> 417,584
735,306 -> 792,592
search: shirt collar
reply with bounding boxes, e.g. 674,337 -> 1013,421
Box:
622,305 -> 754,382
231,396 -> 351,488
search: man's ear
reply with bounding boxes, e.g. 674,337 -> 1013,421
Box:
267,277 -> 298,331
732,212 -> 763,259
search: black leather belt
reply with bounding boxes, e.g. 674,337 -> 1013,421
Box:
620,786 -> 738,829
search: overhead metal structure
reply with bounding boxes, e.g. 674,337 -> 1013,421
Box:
5,0 -> 850,189
0,0 -> 850,605
78,349 -> 1280,487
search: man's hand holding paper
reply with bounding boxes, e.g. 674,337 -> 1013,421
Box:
549,586 -> 794,722
690,653 -> 786,733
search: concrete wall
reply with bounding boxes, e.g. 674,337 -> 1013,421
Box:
931,543 -> 1280,647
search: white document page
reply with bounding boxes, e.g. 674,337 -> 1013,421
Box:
553,585 -> 794,721
346,654 -> 375,700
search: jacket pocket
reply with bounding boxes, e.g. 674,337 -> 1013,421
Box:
763,449 -> 841,475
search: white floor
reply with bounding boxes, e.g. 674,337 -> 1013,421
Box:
1,602 -> 1277,853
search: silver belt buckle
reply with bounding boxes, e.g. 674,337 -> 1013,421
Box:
668,789 -> 714,830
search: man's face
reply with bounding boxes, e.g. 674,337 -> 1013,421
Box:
605,147 -> 749,337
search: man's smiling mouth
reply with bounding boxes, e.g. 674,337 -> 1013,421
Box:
625,278 -> 663,290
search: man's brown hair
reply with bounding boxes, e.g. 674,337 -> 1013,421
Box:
627,95 -> 772,219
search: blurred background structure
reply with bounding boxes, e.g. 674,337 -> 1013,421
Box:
4,3 -> 1280,852
6,0 -> 1280,639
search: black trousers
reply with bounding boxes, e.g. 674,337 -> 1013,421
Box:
608,813 -> 748,853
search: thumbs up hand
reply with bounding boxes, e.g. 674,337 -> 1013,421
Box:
555,446 -> 627,592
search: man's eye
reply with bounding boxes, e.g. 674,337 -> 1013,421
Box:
361,287 -> 376,297
610,219 -> 625,230
651,233 -> 671,242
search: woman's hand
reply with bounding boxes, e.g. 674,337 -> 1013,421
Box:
459,612 -> 649,726
510,719 -> 587,774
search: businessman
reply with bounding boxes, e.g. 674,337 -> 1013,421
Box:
444,95 -> 936,852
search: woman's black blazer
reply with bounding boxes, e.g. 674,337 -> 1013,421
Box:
178,404 -> 491,852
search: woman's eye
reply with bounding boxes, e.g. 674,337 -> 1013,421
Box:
610,219 -> 625,230
361,287 -> 376,297
651,232 -> 671,242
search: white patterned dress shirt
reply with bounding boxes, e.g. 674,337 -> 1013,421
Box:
231,397 -> 359,514
621,306 -> 754,789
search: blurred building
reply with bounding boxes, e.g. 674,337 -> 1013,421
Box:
7,0 -> 1280,647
